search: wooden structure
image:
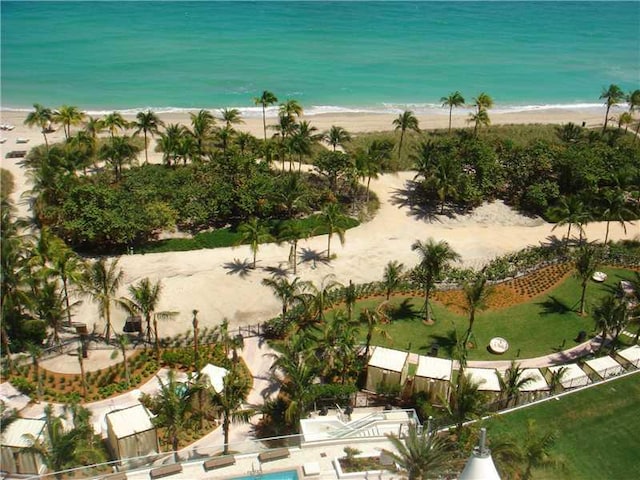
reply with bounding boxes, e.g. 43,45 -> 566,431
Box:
365,346 -> 409,393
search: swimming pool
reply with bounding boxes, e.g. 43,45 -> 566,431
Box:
230,470 -> 299,480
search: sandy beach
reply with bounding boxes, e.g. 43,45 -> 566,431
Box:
1,107 -> 637,338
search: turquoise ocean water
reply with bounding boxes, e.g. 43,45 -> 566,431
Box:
1,1 -> 639,116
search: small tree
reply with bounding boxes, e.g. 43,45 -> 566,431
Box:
382,260 -> 405,300
573,243 -> 600,316
237,217 -> 274,269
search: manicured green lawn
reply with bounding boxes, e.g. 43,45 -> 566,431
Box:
483,372 -> 640,479
347,267 -> 635,360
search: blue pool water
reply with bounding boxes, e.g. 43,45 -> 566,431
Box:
231,470 -> 298,480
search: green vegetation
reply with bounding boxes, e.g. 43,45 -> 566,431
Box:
485,373 -> 640,479
348,267 -> 636,360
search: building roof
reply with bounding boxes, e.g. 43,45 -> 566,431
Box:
106,404 -> 155,439
1,418 -> 46,448
200,364 -> 229,393
584,356 -> 624,377
465,368 -> 501,392
368,347 -> 408,373
415,355 -> 453,380
617,345 -> 640,363
548,363 -> 590,388
518,368 -> 549,392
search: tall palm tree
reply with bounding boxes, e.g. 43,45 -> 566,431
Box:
598,188 -> 634,244
253,90 -> 278,141
462,272 -> 493,346
497,361 -> 534,408
98,135 -> 141,181
360,304 -> 391,360
599,84 -> 625,132
24,103 -> 54,150
54,105 -> 85,139
151,370 -> 195,462
355,139 -> 394,203
211,364 -> 254,455
157,123 -> 187,167
302,274 -> 341,324
279,99 -> 303,120
134,110 -> 164,164
382,260 -> 405,300
467,108 -> 491,135
473,92 -> 494,111
50,245 -> 84,326
262,276 -> 308,319
81,257 -> 124,343
573,243 -> 600,316
277,220 -> 309,274
320,202 -> 349,259
393,110 -> 420,161
384,424 -> 458,480
592,294 -> 627,352
119,277 -> 176,361
269,349 -> 315,426
548,195 -> 592,246
627,89 -> 640,142
101,111 -> 128,138
189,109 -> 215,159
449,372 -> 485,434
440,91 -> 465,133
411,238 -> 460,324
237,217 -> 275,269
289,120 -> 320,171
323,125 -> 352,151
219,107 -> 244,130
113,334 -> 131,386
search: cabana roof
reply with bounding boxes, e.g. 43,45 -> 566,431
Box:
1,418 -> 46,448
200,364 -> 229,393
584,356 -> 624,377
465,368 -> 501,392
617,345 -> 640,363
519,368 -> 549,392
368,346 -> 408,373
548,363 -> 590,388
106,404 -> 155,440
416,356 -> 453,381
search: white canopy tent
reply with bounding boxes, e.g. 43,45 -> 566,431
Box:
200,363 -> 229,393
413,355 -> 453,401
105,403 -> 158,463
366,346 -> 409,392
465,368 -> 502,392
615,344 -> 640,368
548,363 -> 590,389
583,356 -> 625,380
1,418 -> 47,475
518,368 -> 549,392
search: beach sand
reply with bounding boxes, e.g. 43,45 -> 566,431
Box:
1,107 -> 637,338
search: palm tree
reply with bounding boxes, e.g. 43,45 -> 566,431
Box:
83,115 -> 104,141
302,274 -> 341,324
81,257 -> 124,344
119,277 -> 176,361
320,202 -> 349,259
212,364 -> 254,455
151,370 -> 195,462
323,125 -> 351,151
219,107 -> 244,130
189,109 -> 215,159
462,272 -> 493,346
440,91 -> 465,133
101,111 -> 128,138
599,84 -> 625,132
237,217 -> 275,269
98,135 -> 141,181
156,123 -> 187,166
548,195 -> 592,246
360,305 -> 391,360
279,99 -> 303,120
393,110 -> 420,161
384,424 -> 457,480
54,105 -> 85,139
473,92 -> 494,111
134,110 -> 164,164
269,349 -> 315,426
449,372 -> 485,433
277,220 -> 309,274
50,245 -> 84,326
617,111 -> 633,132
627,89 -> 640,142
26,343 -> 43,401
113,334 -> 131,386
24,103 -> 54,150
598,188 -> 634,244
547,366 -> 567,394
355,139 -> 394,203
467,108 -> 491,135
411,238 -> 460,324
262,276 -> 308,319
254,90 -> 278,141
573,243 -> 600,316
497,361 -> 534,408
289,120 -> 320,171
593,294 -> 627,352
382,260 -> 405,300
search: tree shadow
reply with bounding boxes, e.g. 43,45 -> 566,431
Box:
389,179 -> 471,221
223,258 -> 253,278
427,330 -> 459,357
387,298 -> 420,321
263,264 -> 290,278
299,247 -> 330,268
537,295 -> 573,315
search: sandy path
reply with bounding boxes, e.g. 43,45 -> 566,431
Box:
1,108 -> 637,338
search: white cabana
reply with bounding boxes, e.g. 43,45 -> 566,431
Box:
366,346 -> 409,392
547,363 -> 590,389
615,344 -> 640,369
583,356 -> 625,380
465,368 -> 502,392
1,418 -> 47,475
518,368 -> 549,392
200,363 -> 229,393
105,404 -> 158,463
413,356 -> 453,402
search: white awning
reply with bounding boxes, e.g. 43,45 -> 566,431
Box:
617,345 -> 640,364
518,368 -> 549,392
200,364 -> 229,393
106,404 -> 155,439
368,346 -> 408,373
465,368 -> 501,392
1,418 -> 46,448
415,355 -> 453,381
548,363 -> 590,388
584,356 -> 624,378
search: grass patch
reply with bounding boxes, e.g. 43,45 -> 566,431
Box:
139,214 -> 359,254
346,267 -> 635,360
483,372 -> 640,479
